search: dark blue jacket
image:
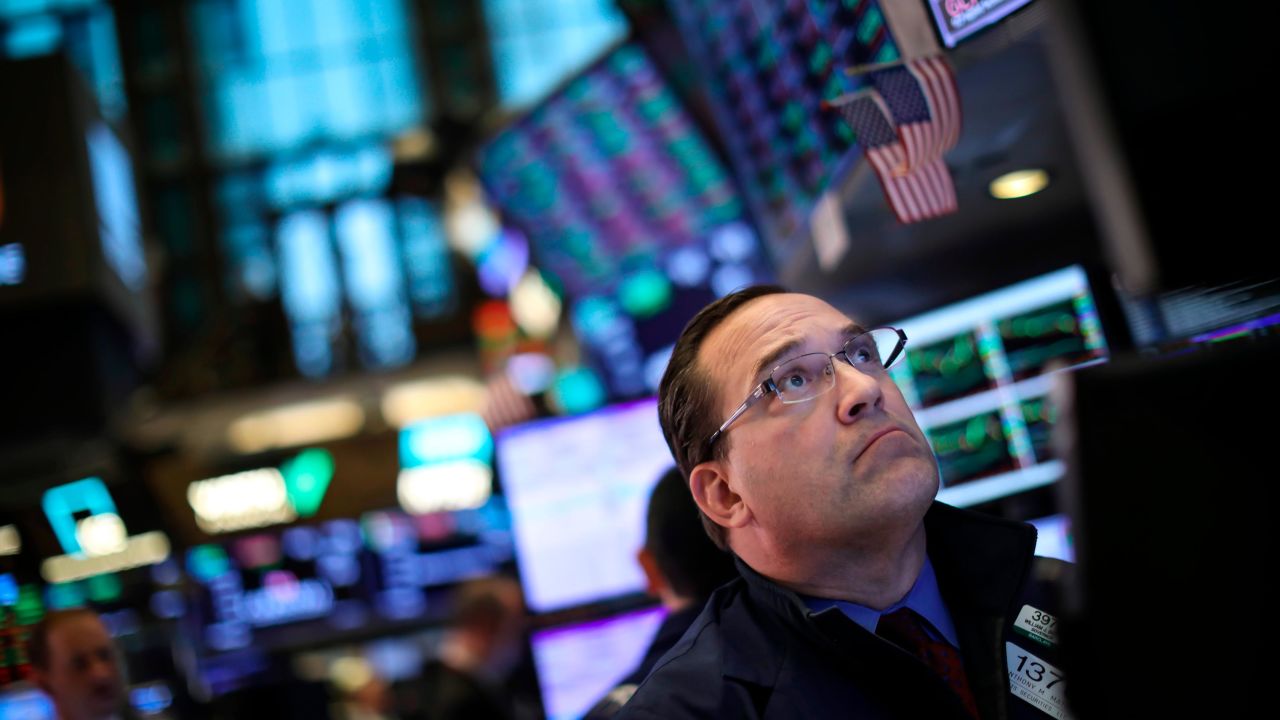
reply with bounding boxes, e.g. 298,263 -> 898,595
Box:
616,502 -> 1071,719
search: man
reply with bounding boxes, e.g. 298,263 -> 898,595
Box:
29,608 -> 132,720
584,467 -> 739,718
399,576 -> 526,720
618,286 -> 1069,719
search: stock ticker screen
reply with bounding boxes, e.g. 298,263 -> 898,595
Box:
477,42 -> 770,398
666,0 -> 900,257
888,266 -> 1109,507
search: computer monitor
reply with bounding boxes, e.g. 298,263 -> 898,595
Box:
496,398 -> 671,613
530,606 -> 667,720
1054,333 -> 1275,717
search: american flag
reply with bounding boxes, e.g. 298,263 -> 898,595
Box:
480,371 -> 537,433
829,90 -> 957,223
867,54 -> 961,172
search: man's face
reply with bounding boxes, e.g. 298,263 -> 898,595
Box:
698,293 -> 939,550
36,615 -> 123,720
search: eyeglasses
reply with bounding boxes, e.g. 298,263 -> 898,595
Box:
706,327 -> 908,448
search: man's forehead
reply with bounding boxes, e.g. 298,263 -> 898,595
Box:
698,293 -> 854,384
51,616 -> 110,648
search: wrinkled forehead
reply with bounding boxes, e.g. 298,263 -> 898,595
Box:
50,616 -> 112,658
697,293 -> 854,408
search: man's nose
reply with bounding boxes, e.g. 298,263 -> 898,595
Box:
88,657 -> 117,681
834,358 -> 885,423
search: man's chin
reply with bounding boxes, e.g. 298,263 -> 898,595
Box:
88,694 -> 121,716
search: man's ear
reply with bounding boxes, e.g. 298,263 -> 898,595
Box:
688,460 -> 752,532
636,547 -> 666,598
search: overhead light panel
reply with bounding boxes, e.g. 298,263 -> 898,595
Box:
382,377 -> 486,428
227,398 -> 364,454
990,169 -> 1050,199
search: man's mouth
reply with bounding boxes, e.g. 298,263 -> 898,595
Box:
858,427 -> 906,459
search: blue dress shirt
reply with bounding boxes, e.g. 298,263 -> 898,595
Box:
802,554 -> 960,647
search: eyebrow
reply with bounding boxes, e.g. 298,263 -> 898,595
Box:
749,322 -> 866,383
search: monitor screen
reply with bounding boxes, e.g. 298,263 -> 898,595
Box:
0,687 -> 53,720
496,398 -> 671,613
85,122 -> 145,293
924,0 -> 1039,48
530,606 -> 667,720
888,265 -> 1109,506
1028,514 -> 1073,563
186,502 -> 513,660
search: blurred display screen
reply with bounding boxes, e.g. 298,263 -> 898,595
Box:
0,577 -> 40,689
187,502 -> 513,665
477,41 -> 752,300
889,265 -> 1108,506
496,399 -> 671,613
530,606 -> 667,720
1028,513 -> 1074,563
666,0 -> 897,257
925,0 -> 1038,48
85,121 -> 145,293
0,687 -> 53,720
477,42 -> 770,397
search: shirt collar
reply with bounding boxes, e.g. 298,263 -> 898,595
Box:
802,554 -> 960,648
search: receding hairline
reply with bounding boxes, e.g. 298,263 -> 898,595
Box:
694,293 -> 866,412
29,608 -> 108,670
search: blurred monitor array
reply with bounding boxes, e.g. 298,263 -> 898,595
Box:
477,41 -> 771,398
888,265 -> 1109,507
184,501 -> 513,693
665,0 -> 897,257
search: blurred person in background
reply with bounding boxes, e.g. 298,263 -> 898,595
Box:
398,576 -> 526,720
332,656 -> 397,720
585,466 -> 738,718
29,608 -> 134,720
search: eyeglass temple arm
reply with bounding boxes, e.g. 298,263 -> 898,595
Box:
707,382 -> 771,447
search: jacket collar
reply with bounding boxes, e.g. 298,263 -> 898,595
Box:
721,501 -> 1038,685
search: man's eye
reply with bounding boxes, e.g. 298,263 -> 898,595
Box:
783,373 -> 808,389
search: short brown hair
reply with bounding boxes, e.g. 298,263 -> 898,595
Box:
657,285 -> 787,550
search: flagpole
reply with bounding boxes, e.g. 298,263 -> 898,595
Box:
819,89 -> 878,110
842,59 -> 907,77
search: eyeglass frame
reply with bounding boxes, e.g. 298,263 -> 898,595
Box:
705,326 -> 908,449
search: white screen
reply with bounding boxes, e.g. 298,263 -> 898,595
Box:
497,398 -> 672,612
531,606 -> 667,720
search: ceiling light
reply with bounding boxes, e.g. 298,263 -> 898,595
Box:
227,398 -> 365,454
990,169 -> 1050,199
382,377 -> 486,428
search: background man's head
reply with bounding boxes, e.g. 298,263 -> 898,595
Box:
29,608 -> 125,720
658,287 -> 939,558
446,576 -> 525,677
638,467 -> 738,609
